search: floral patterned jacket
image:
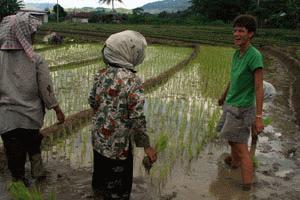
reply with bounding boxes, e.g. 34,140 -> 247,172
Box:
88,66 -> 150,160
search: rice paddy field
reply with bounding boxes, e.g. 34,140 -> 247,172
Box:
2,27 -> 300,199
43,44 -> 193,127
0,17 -> 299,199
40,23 -> 300,47
27,42 -> 236,198
0,39 -> 239,200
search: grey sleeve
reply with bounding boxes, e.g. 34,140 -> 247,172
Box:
36,56 -> 58,109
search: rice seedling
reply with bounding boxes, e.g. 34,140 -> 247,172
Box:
252,156 -> 259,169
40,43 -> 103,67
263,117 -> 272,126
43,63 -> 100,127
155,133 -> 169,153
138,45 -> 192,81
33,43 -> 50,50
39,44 -> 234,191
43,44 -> 192,127
8,181 -> 56,200
42,125 -> 93,169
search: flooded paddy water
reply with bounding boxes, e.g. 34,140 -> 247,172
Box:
1,43 -> 300,200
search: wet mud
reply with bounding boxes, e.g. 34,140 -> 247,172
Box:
1,51 -> 300,200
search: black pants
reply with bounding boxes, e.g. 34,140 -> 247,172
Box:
92,150 -> 133,200
1,128 -> 42,180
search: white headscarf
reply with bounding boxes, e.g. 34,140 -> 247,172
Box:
103,30 -> 147,72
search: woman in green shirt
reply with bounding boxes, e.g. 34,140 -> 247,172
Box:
218,15 -> 264,191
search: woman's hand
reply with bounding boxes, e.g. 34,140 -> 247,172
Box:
53,105 -> 65,124
144,147 -> 157,163
254,117 -> 264,134
218,97 -> 225,106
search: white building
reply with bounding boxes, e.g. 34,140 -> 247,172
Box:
18,9 -> 49,23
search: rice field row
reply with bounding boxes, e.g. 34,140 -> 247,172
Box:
40,43 -> 103,67
41,45 -> 234,187
43,44 -> 193,127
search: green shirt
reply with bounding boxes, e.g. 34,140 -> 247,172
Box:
225,45 -> 263,107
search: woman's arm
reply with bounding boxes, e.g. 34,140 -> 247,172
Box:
254,68 -> 264,134
36,56 -> 65,124
88,74 -> 101,112
128,79 -> 157,162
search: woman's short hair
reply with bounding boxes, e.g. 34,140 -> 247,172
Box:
233,14 -> 257,34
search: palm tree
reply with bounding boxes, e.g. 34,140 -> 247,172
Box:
99,0 -> 123,12
0,0 -> 23,21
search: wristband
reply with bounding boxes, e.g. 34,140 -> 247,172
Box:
256,115 -> 263,118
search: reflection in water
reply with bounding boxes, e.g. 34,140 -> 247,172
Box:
137,46 -> 192,81
42,125 -> 93,169
44,64 -> 100,127
209,153 -> 251,200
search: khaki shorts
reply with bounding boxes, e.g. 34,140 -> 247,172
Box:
216,104 -> 255,144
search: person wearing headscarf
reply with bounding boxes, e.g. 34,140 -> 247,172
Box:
0,12 -> 65,185
88,30 -> 157,199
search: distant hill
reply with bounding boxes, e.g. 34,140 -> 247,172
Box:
65,7 -> 131,14
25,3 -> 131,14
142,0 -> 191,14
25,3 -> 55,11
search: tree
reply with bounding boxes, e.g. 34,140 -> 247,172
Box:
98,0 -> 123,12
52,4 -> 67,22
132,7 -> 144,16
0,0 -> 23,21
190,0 -> 256,22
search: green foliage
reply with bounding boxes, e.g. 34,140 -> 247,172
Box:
190,0 -> 300,28
155,133 -> 169,153
98,0 -> 123,12
0,0 -> 23,21
40,22 -> 300,47
252,155 -> 259,168
8,181 -> 56,200
263,117 -> 272,126
52,4 -> 67,21
88,12 -> 127,23
191,0 -> 256,22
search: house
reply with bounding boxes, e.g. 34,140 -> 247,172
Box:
18,9 -> 48,23
70,12 -> 91,23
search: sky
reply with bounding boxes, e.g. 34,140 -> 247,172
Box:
23,0 -> 160,9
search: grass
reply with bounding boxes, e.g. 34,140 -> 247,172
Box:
8,182 -> 56,200
263,117 -> 272,126
252,156 -> 259,169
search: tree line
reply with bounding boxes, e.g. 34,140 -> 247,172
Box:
190,0 -> 300,28
1,0 -> 299,29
